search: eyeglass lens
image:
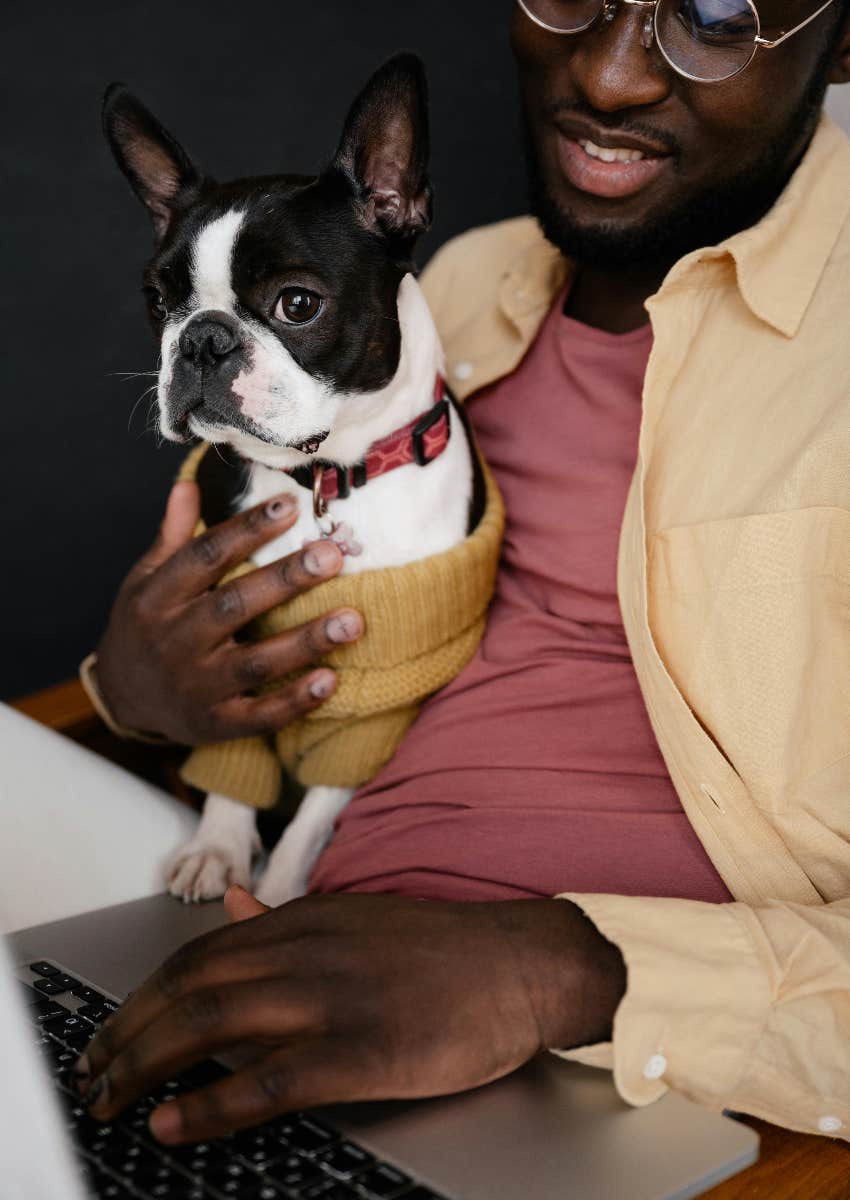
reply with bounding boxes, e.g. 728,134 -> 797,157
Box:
522,0 -> 759,81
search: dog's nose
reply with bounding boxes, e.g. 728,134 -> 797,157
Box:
179,313 -> 241,367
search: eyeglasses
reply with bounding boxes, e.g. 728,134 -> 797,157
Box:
517,0 -> 836,82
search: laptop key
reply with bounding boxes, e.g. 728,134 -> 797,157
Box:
91,1174 -> 134,1198
65,1028 -> 97,1052
204,1160 -> 254,1184
52,973 -> 81,991
72,985 -> 107,1005
302,1181 -> 362,1200
43,1013 -> 95,1040
154,1186 -> 210,1200
318,1140 -> 375,1178
29,961 -> 60,977
33,977 -> 68,996
77,1001 -> 120,1023
167,1141 -> 233,1174
355,1163 -> 414,1198
148,1180 -> 213,1200
266,1154 -> 326,1191
31,999 -> 69,1024
233,1129 -> 285,1166
283,1115 -> 339,1155
19,980 -> 40,1003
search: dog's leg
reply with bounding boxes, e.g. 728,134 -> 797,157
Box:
255,786 -> 353,906
167,793 -> 260,903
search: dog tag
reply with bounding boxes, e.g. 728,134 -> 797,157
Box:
328,521 -> 363,557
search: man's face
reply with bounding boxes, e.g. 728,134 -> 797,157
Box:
512,0 -> 850,267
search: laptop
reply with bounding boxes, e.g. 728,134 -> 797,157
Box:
1,705 -> 759,1200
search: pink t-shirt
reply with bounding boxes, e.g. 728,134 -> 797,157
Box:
309,292 -> 732,904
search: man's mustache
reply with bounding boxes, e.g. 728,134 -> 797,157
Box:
544,98 -> 682,159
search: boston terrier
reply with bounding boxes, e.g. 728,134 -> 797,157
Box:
103,56 -> 480,905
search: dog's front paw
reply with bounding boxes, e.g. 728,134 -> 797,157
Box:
254,862 -> 310,908
167,792 -> 260,903
166,841 -> 253,904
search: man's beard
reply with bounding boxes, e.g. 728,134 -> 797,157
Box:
525,61 -> 832,271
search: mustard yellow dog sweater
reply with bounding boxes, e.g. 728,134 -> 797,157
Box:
177,443 -> 504,809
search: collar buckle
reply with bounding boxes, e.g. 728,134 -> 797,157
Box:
412,398 -> 450,466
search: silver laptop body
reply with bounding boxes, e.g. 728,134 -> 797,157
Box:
9,891 -> 758,1200
2,705 -> 758,1199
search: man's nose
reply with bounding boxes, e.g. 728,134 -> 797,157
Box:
179,312 -> 242,367
569,5 -> 671,112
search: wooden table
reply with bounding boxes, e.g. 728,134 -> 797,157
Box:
10,680 -> 850,1200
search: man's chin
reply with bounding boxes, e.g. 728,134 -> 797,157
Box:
531,182 -> 686,272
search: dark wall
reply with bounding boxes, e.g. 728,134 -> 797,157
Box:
3,0 -> 526,701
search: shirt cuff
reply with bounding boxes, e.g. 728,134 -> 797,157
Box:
79,652 -> 172,746
551,893 -> 770,1111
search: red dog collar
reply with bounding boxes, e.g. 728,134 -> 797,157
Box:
285,375 -> 451,517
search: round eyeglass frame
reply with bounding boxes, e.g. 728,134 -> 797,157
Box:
515,0 -> 836,84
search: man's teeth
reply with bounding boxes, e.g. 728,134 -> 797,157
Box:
579,139 -> 646,164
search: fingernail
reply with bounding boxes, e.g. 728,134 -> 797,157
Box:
266,494 -> 296,519
326,612 -> 362,644
303,540 -> 340,576
85,1074 -> 108,1112
309,671 -> 336,699
150,1102 -> 182,1143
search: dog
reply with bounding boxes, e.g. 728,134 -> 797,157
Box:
103,55 -> 482,905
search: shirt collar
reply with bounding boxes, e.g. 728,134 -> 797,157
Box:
499,115 -> 850,341
661,115 -> 850,338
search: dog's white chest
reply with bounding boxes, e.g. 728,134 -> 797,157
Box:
244,412 -> 472,575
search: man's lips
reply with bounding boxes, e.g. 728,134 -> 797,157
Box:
557,134 -> 669,200
552,115 -> 673,201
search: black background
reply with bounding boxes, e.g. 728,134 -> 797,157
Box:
2,0 -> 526,700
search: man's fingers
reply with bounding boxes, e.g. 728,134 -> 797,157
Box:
84,980 -> 319,1124
143,492 -> 309,607
196,540 -> 349,644
147,1041 -> 363,1145
78,928 -> 289,1085
210,608 -> 363,701
225,885 -> 271,923
130,481 -> 201,581
207,669 -> 339,739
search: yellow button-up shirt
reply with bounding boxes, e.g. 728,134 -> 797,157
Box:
421,114 -> 850,1142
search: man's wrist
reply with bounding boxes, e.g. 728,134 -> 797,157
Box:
503,898 -> 627,1054
79,652 -> 171,745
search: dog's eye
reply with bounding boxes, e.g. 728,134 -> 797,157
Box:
275,288 -> 323,325
144,288 -> 168,322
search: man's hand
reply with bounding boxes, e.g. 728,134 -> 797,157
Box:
74,894 -> 626,1145
94,480 -> 364,744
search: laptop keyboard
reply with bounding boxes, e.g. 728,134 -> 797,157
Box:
18,959 -> 449,1200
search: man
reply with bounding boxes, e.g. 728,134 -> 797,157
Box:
76,0 -> 850,1148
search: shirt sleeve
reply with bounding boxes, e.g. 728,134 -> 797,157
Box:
553,892 -> 850,1142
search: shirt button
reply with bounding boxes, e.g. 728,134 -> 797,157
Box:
642,1054 -> 668,1080
818,1115 -> 843,1134
453,362 -> 474,381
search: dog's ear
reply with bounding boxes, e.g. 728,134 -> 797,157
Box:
329,54 -> 432,251
102,84 -> 202,243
